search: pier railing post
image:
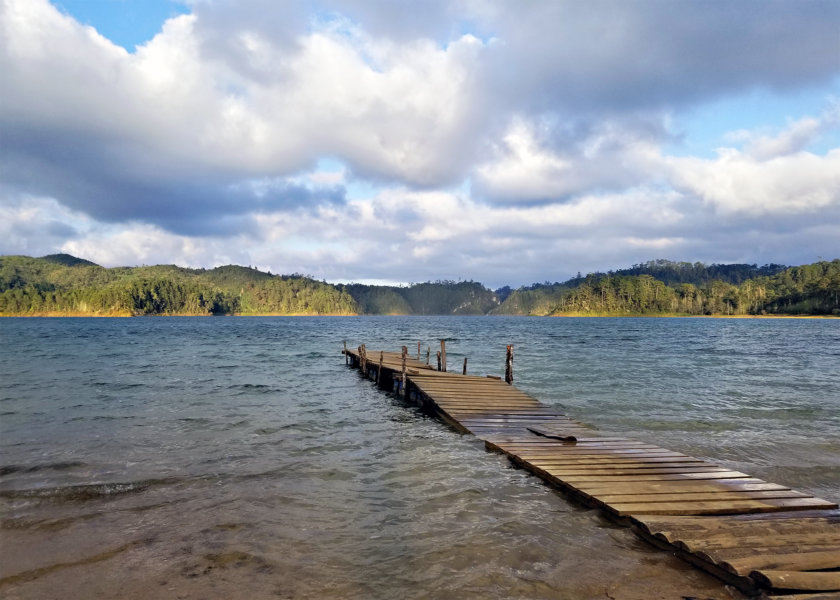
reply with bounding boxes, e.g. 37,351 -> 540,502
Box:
505,344 -> 513,385
360,344 -> 367,377
440,339 -> 446,372
436,351 -> 441,371
463,357 -> 468,375
401,346 -> 407,396
344,340 -> 348,365
377,351 -> 383,385
417,342 -> 421,360
426,346 -> 430,365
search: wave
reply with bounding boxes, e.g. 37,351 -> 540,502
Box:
0,461 -> 87,477
0,477 -> 179,502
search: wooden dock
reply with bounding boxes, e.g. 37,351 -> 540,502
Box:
344,345 -> 840,598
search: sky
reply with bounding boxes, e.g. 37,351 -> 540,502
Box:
1,0 -> 839,288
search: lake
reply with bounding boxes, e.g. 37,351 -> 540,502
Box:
1,316 -> 838,599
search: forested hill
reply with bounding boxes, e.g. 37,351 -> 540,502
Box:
0,254 -> 838,316
0,256 -> 357,316
340,281 -> 499,315
509,260 -> 789,292
495,260 -> 840,316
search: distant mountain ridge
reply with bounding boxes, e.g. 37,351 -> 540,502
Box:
0,254 -> 838,316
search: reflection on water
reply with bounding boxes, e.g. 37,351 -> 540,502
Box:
1,316 -> 837,599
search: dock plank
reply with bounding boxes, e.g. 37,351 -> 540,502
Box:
751,570 -> 840,592
720,549 -> 840,573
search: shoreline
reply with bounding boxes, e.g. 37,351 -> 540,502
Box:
547,312 -> 839,319
2,312 -> 837,319
0,311 -> 359,318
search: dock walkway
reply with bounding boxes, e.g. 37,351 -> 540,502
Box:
344,345 -> 840,598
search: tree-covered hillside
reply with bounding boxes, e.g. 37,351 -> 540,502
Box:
341,281 -> 500,315
609,260 -> 788,286
0,256 -> 356,316
1,255 -> 837,316
495,260 -> 840,316
491,283 -> 572,315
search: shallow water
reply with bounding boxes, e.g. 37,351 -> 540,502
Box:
1,316 -> 837,599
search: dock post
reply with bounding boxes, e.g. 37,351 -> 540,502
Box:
417,342 -> 421,360
436,351 -> 441,371
360,344 -> 367,377
463,357 -> 468,375
426,346 -> 430,365
344,340 -> 348,365
505,344 -> 513,384
377,351 -> 383,385
401,346 -> 407,396
440,339 -> 447,372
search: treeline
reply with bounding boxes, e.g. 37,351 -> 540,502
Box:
607,259 -> 787,286
342,280 -> 500,315
501,260 -> 840,316
0,255 -> 355,316
1,254 -> 838,316
511,259 -> 788,292
0,277 -> 237,316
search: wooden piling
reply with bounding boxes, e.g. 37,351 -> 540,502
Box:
426,346 -> 430,365
505,344 -> 513,384
440,339 -> 447,372
417,342 -> 421,360
401,346 -> 407,396
344,340 -> 348,365
377,351 -> 383,385
463,357 -> 468,375
436,350 -> 441,371
358,345 -> 366,376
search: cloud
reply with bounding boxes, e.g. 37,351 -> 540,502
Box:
667,148 -> 840,216
0,195 -> 86,257
1,0 -> 839,285
480,1 -> 840,114
474,115 -> 664,203
743,107 -> 840,160
1,0 -> 487,222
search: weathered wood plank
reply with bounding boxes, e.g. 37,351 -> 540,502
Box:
596,490 -> 811,503
579,479 -> 786,494
512,449 -> 693,457
616,497 -> 838,517
543,465 -> 731,476
509,456 -> 709,466
722,548 -> 840,574
422,393 -> 540,401
662,530 -> 840,550
637,511 -> 840,533
459,416 -> 580,423
556,471 -> 753,483
764,594 -> 840,600
750,570 -> 840,592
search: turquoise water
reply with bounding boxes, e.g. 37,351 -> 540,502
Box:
1,316 -> 837,599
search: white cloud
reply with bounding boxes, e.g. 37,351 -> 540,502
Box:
475,116 -> 662,202
667,148 -> 840,216
1,0 -> 839,286
745,117 -> 824,160
624,236 -> 685,249
61,224 -> 215,268
0,195 -> 86,256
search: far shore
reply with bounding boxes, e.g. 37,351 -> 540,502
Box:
2,311 -> 837,319
547,312 -> 839,319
